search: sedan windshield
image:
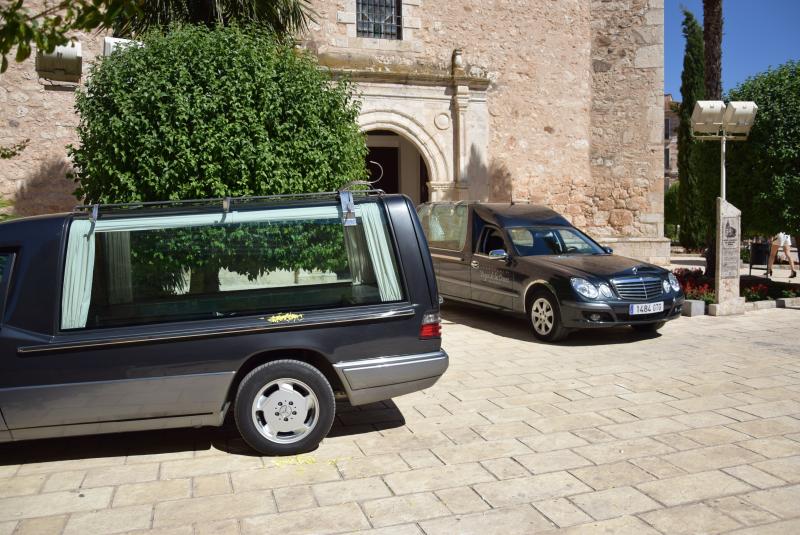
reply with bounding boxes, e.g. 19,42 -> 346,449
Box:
507,226 -> 606,256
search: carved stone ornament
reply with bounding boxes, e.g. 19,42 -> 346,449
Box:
452,49 -> 465,76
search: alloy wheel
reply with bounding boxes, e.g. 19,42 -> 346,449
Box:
531,297 -> 554,335
251,378 -> 319,444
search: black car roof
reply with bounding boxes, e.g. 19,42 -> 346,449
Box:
0,212 -> 71,235
423,202 -> 572,228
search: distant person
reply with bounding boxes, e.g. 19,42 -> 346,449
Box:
767,232 -> 797,278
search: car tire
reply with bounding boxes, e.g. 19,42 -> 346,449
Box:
234,359 -> 335,456
529,289 -> 569,342
632,321 -> 666,333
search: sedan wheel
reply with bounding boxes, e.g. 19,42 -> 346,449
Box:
529,290 -> 569,342
531,298 -> 554,336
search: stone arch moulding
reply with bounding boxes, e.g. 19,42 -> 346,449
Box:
358,110 -> 451,187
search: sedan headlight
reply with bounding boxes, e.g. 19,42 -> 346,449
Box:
598,283 -> 613,298
662,279 -> 671,294
571,278 -> 599,299
668,273 -> 681,292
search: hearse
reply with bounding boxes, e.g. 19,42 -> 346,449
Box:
0,191 -> 447,455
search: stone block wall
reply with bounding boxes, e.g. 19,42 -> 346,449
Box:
309,0 -> 668,262
588,0 -> 669,261
0,0 -> 105,216
308,0 -> 595,209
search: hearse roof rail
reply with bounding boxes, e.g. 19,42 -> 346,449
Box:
72,189 -> 386,220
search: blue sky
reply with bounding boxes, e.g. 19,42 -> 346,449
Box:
665,0 -> 800,99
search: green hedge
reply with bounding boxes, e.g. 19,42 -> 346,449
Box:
69,25 -> 367,203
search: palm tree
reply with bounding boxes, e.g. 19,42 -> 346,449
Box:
703,0 -> 723,100
701,0 -> 723,278
113,0 -> 314,38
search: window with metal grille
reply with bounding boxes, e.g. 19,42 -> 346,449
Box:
357,0 -> 402,40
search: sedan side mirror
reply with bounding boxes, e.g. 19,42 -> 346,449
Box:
489,249 -> 508,260
602,246 -> 613,254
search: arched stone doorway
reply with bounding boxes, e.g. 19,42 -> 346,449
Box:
364,129 -> 430,204
359,109 -> 450,205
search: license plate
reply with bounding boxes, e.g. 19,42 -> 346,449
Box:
629,302 -> 664,315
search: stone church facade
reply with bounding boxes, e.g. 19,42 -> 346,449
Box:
0,0 -> 668,263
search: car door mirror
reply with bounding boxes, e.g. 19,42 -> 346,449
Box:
489,249 -> 508,260
602,246 -> 613,254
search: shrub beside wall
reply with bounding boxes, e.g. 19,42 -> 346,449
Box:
69,25 -> 368,203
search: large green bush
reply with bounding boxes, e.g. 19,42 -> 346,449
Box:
727,60 -> 800,236
69,24 -> 367,203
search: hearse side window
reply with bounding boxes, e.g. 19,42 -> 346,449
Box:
477,227 -> 507,255
507,226 -> 604,256
60,203 -> 404,330
418,204 -> 467,251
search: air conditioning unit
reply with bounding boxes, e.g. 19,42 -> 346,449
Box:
103,37 -> 141,56
35,41 -> 82,83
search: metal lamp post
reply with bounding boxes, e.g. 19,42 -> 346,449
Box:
691,100 -> 757,315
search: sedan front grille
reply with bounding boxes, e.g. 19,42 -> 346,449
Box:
612,277 -> 663,301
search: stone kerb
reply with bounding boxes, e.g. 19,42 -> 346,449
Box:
681,300 -> 706,317
777,297 -> 800,308
682,297 -> 797,316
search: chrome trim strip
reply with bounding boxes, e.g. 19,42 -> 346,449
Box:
333,350 -> 448,402
333,352 -> 447,372
431,253 -> 465,262
18,306 -> 415,355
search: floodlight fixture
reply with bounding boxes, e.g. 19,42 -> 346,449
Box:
690,100 -> 758,202
35,41 -> 82,83
722,101 -> 758,135
691,100 -> 758,138
691,100 -> 726,134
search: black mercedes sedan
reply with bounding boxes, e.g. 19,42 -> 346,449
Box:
417,202 -> 684,342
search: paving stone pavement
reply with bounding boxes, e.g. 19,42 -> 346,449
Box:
1,305 -> 800,534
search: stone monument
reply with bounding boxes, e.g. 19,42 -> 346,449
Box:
708,198 -> 745,316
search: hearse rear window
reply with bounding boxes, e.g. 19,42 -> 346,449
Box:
418,203 -> 467,251
60,203 -> 404,329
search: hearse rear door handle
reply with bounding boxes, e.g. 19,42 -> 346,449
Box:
470,260 -> 479,269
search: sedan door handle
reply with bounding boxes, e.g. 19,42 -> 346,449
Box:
470,261 -> 479,269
